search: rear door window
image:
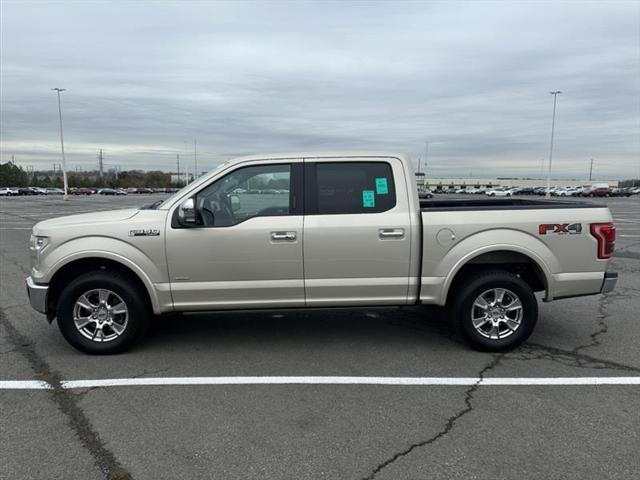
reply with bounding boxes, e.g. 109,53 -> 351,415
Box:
308,162 -> 396,214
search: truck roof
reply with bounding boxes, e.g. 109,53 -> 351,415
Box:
229,151 -> 409,163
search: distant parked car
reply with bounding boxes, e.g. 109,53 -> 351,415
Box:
418,188 -> 433,199
136,187 -> 154,194
581,184 -> 611,197
486,188 -> 512,197
610,187 -> 631,197
71,187 -> 93,195
116,188 -> 128,195
45,188 -> 64,195
98,188 -> 119,195
554,187 -> 581,197
0,187 -> 19,196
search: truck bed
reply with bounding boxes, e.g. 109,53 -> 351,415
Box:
420,198 -> 601,211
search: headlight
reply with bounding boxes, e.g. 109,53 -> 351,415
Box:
30,235 -> 49,251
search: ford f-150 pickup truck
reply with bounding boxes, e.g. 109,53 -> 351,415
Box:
26,152 -> 618,354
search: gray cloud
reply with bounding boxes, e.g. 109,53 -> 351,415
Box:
1,0 -> 638,179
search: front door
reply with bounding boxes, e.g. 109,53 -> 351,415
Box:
165,161 -> 304,310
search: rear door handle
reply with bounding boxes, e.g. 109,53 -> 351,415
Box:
271,231 -> 297,241
379,228 -> 405,239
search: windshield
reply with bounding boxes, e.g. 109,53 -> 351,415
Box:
151,161 -> 231,209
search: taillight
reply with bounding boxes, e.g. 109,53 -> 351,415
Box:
590,223 -> 616,259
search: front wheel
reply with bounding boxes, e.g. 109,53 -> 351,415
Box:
56,271 -> 150,354
451,270 -> 537,351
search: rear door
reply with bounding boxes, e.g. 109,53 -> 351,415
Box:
303,157 -> 413,306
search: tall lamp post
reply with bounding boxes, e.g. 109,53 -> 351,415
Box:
546,91 -> 562,198
51,88 -> 69,201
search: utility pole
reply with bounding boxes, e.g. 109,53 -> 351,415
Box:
176,153 -> 180,185
51,87 -> 69,200
546,91 -> 562,198
98,149 -> 104,178
589,158 -> 594,181
194,138 -> 198,178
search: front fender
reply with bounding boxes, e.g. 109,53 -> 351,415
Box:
33,237 -> 170,314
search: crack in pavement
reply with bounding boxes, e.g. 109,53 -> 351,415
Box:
0,248 -> 31,276
0,307 -> 132,480
360,354 -> 504,480
573,292 -> 612,354
512,342 -> 640,374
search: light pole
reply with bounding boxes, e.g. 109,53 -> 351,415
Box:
546,91 -> 562,198
424,140 -> 429,177
51,88 -> 69,200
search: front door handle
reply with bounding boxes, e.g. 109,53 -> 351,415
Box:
379,228 -> 405,239
271,231 -> 297,241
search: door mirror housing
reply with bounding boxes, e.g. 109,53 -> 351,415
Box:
229,194 -> 241,212
178,198 -> 197,226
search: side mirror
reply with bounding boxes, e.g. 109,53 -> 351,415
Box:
229,194 -> 241,212
178,198 -> 197,226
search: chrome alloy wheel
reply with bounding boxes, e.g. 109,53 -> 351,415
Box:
471,288 -> 523,340
72,289 -> 129,342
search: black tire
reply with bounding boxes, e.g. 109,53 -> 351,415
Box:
451,270 -> 537,351
56,270 -> 150,354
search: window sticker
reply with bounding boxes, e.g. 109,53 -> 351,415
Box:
362,190 -> 375,208
375,177 -> 389,194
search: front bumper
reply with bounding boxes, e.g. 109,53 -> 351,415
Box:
601,271 -> 618,294
26,277 -> 49,314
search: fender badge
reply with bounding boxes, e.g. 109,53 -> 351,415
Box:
129,229 -> 160,237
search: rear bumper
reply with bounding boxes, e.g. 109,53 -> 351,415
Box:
601,271 -> 618,294
26,277 -> 49,314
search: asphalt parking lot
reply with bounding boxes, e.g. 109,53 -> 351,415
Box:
1,194 -> 639,480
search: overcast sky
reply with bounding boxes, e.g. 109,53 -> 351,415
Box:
1,0 -> 639,179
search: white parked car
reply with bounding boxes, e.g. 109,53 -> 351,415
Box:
0,187 -> 19,196
555,187 -> 581,197
486,188 -> 513,197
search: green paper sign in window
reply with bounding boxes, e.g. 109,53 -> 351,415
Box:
362,190 -> 375,208
375,177 -> 389,194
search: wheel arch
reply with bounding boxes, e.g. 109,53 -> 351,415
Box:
443,247 -> 552,306
46,255 -> 161,321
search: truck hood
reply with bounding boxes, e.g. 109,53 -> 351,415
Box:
33,208 -> 140,232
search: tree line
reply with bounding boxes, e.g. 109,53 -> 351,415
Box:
0,162 -> 183,188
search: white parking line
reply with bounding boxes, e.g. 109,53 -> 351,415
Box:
619,235 -> 640,238
2,376 -> 639,390
0,380 -> 52,389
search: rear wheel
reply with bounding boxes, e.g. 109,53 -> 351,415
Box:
56,271 -> 150,354
451,270 -> 537,351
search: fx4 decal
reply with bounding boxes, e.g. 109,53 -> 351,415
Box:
538,223 -> 582,235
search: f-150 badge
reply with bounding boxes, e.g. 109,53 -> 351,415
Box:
538,223 -> 582,235
129,229 -> 160,237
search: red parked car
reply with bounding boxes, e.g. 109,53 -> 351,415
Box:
581,184 -> 612,197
